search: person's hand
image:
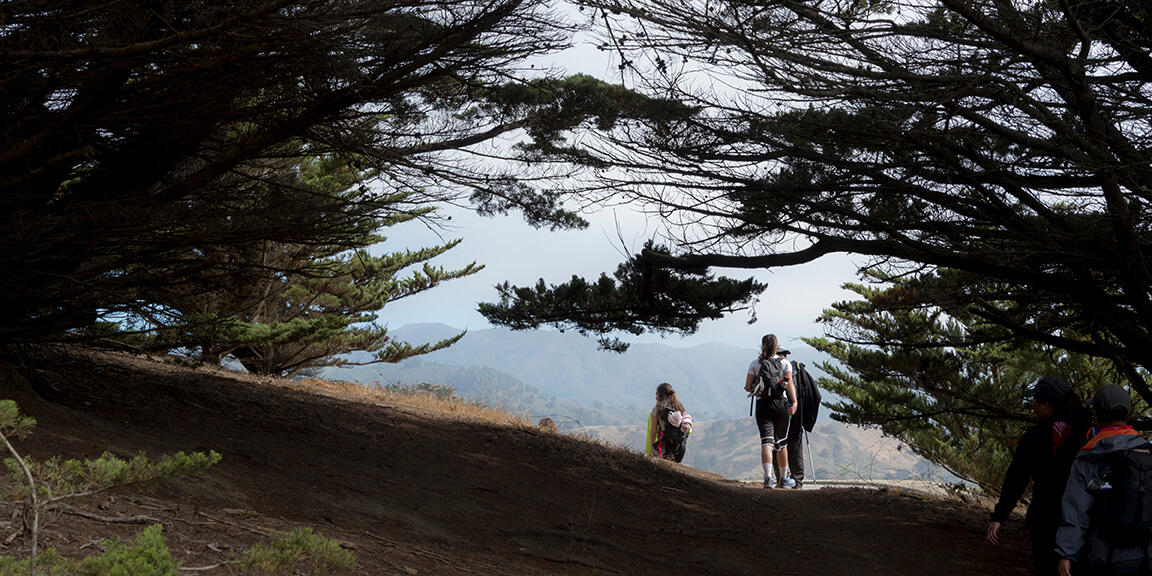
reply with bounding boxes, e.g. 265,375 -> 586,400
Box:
788,402 -> 798,415
986,522 -> 1001,545
1058,558 -> 1072,576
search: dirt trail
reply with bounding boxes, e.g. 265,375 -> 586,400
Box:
0,348 -> 1032,575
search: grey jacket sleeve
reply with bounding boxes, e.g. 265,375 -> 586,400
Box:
1055,459 -> 1095,560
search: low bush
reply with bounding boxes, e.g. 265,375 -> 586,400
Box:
237,527 -> 356,575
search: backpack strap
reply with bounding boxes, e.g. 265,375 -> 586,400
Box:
1082,425 -> 1140,451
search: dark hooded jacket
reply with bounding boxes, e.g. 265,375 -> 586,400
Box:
792,361 -> 821,433
991,405 -> 1092,528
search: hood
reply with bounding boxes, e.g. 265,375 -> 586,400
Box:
1080,427 -> 1148,455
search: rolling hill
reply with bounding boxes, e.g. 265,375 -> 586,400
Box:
0,346 -> 1026,575
329,323 -> 945,482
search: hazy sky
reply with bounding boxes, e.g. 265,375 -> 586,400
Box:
380,202 -> 863,350
377,27 -> 864,351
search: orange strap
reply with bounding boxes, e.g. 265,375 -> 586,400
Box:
1081,425 -> 1140,451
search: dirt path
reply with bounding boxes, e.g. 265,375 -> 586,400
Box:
0,348 -> 1032,575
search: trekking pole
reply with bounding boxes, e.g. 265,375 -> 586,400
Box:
804,428 -> 815,482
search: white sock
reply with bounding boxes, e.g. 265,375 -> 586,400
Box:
762,462 -> 771,478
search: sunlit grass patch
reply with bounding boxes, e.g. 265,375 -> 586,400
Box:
287,377 -> 532,428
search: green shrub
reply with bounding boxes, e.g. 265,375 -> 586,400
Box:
0,549 -> 69,576
73,524 -> 177,576
0,399 -> 217,573
0,399 -> 356,576
237,527 -> 355,575
0,525 -> 176,576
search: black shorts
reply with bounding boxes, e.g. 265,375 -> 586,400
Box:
755,396 -> 791,451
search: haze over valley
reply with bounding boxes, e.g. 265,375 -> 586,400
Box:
327,323 -> 943,482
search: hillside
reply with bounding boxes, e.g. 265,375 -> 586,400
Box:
581,418 -> 940,482
331,323 -> 943,480
331,323 -> 775,423
0,347 -> 1031,575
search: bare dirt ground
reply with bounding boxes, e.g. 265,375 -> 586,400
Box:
0,347 -> 1033,575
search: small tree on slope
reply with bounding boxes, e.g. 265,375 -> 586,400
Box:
0,399 -> 219,574
805,272 -> 1143,491
135,152 -> 479,376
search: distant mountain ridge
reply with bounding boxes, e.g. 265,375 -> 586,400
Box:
334,322 -> 826,424
327,323 -> 945,481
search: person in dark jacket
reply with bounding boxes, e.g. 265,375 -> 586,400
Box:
987,375 -> 1091,576
1056,384 -> 1152,576
777,350 -> 821,489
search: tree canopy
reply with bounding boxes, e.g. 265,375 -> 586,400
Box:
478,241 -> 765,351
805,271 -> 1128,490
140,153 -> 480,377
0,0 -> 653,348
480,0 -> 1152,398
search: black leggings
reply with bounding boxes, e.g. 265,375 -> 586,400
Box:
755,397 -> 791,451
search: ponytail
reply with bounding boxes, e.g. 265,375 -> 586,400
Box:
761,333 -> 778,358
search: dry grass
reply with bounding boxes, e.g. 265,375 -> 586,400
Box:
99,350 -> 647,463
285,377 -> 533,428
285,377 -> 675,472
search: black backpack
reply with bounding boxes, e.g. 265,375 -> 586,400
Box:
659,407 -> 688,462
1092,442 -> 1152,547
755,356 -> 787,400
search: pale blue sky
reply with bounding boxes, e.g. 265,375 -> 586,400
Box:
378,202 -> 862,350
376,28 -> 864,350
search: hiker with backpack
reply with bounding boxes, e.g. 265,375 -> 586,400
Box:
1055,384 -> 1152,576
778,349 -> 821,489
987,375 -> 1091,576
646,382 -> 693,463
744,334 -> 798,489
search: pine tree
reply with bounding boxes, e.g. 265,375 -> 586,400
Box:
144,153 -> 480,376
0,0 -> 593,346
805,272 -> 1129,490
478,241 -> 765,351
478,0 -> 1152,401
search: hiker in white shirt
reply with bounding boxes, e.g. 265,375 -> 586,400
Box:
744,333 -> 798,489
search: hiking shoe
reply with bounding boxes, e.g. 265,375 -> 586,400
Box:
763,476 -> 775,489
779,476 -> 797,489
791,479 -> 803,490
